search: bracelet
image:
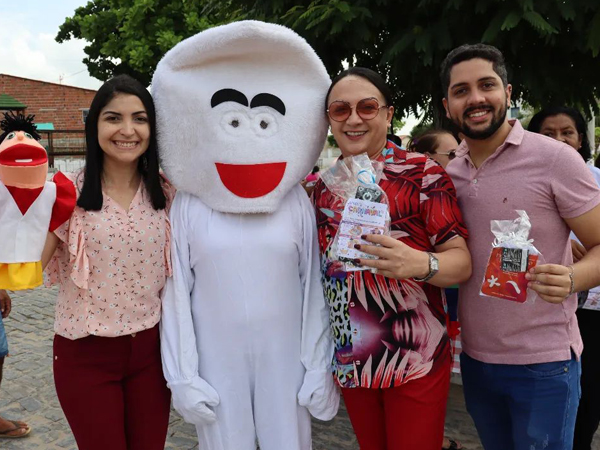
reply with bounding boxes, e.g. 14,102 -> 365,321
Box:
567,265 -> 575,296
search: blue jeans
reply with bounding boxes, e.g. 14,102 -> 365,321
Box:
461,351 -> 581,450
0,314 -> 7,358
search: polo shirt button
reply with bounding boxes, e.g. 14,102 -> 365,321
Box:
349,302 -> 355,307
472,179 -> 478,184
564,367 -> 568,372
131,333 -> 137,338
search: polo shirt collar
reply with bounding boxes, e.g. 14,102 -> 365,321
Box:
455,119 -> 523,162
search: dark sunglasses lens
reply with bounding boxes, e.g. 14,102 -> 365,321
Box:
448,150 -> 456,159
329,102 -> 351,121
356,99 -> 380,119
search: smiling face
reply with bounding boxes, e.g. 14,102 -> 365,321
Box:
97,93 -> 150,168
327,76 -> 394,158
152,21 -> 330,214
539,114 -> 582,151
443,58 -> 512,140
0,130 -> 48,188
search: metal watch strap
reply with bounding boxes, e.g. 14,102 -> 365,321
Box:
413,252 -> 438,283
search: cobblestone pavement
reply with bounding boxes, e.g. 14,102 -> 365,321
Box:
1,286 -> 598,449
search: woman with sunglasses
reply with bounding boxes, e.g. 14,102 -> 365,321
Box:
313,67 -> 471,450
408,128 -> 463,450
408,129 -> 458,169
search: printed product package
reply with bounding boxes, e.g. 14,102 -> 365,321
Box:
480,210 -> 543,304
320,154 -> 390,271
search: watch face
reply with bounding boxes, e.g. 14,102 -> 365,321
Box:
430,253 -> 440,272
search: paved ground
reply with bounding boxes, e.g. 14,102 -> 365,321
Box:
0,286 -> 598,449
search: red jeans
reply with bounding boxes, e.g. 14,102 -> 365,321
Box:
53,324 -> 171,450
342,354 -> 451,450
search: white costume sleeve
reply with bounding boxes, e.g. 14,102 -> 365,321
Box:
160,192 -> 220,425
295,188 -> 340,420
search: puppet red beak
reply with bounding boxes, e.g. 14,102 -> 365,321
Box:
215,162 -> 287,198
0,143 -> 47,167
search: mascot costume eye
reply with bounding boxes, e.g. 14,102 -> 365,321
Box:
154,21 -> 339,450
0,113 -> 75,290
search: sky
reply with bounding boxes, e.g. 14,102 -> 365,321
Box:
0,0 -> 419,133
0,0 -> 102,90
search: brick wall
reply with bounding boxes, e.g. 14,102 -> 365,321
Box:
0,74 -> 96,130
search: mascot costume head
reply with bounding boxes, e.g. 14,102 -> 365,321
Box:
152,20 -> 330,213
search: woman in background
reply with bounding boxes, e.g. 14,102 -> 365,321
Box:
409,128 -> 463,450
529,105 -> 600,450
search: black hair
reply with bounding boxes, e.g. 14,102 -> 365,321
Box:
527,106 -> 591,162
440,44 -> 508,97
78,74 -> 166,211
311,165 -> 320,174
325,67 -> 394,111
0,112 -> 41,143
408,129 -> 454,155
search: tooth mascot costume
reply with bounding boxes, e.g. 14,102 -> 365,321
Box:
153,21 -> 339,450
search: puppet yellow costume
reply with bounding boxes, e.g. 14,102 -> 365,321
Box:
0,113 -> 75,290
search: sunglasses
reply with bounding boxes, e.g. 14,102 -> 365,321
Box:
327,97 -> 388,122
435,149 -> 457,160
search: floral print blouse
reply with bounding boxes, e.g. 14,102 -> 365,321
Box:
46,172 -> 174,340
313,141 -> 468,389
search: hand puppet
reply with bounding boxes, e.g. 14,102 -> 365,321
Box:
0,113 -> 75,290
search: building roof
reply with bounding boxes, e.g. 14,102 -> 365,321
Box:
0,93 -> 26,110
0,73 -> 97,93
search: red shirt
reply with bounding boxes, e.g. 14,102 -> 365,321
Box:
313,141 -> 468,388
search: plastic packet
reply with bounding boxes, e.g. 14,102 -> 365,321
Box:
480,210 -> 544,304
321,154 -> 390,272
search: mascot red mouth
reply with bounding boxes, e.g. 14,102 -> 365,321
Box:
0,143 -> 48,167
215,162 -> 287,198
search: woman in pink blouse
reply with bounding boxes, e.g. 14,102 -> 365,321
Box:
42,75 -> 173,450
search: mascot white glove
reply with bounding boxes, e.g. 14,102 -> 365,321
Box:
169,375 -> 220,425
297,369 -> 340,421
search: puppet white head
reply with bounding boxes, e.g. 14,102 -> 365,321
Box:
152,20 -> 330,213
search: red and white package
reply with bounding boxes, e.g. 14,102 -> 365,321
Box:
480,210 -> 543,304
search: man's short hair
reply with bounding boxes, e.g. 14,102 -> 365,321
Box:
440,44 -> 508,97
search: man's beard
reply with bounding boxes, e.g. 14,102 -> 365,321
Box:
452,101 -> 508,140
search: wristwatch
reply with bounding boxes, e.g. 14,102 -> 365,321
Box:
413,252 -> 439,283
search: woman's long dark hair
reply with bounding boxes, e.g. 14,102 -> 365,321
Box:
78,74 -> 166,211
528,106 -> 592,162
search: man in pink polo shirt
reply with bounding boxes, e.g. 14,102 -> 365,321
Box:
442,44 -> 600,450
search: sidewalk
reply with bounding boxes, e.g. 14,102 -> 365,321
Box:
0,286 -> 596,449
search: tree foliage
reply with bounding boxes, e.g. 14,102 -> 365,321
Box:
58,0 -> 600,124
56,0 -> 225,85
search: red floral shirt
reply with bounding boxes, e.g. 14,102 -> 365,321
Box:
313,141 -> 468,388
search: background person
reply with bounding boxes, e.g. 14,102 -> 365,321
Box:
313,66 -> 471,450
408,129 -> 458,168
41,74 -> 173,450
528,105 -> 600,450
408,128 -> 463,450
0,289 -> 30,439
305,165 -> 321,183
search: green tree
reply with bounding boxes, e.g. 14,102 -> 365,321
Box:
58,0 -> 600,125
56,0 -> 226,86
220,0 -> 600,124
